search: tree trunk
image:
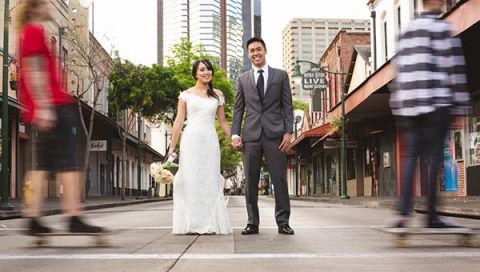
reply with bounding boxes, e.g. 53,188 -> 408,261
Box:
78,79 -> 104,200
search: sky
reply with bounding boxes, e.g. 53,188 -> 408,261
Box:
93,0 -> 370,68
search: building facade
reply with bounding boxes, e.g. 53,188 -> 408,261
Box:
282,18 -> 370,102
242,0 -> 261,71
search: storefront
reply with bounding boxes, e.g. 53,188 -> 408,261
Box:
0,97 -> 23,199
461,20 -> 480,196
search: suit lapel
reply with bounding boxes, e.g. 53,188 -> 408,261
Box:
248,69 -> 263,103
265,66 -> 275,96
248,69 -> 256,91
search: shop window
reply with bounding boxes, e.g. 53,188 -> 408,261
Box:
347,149 -> 356,180
454,131 -> 462,160
470,115 -> 480,165
365,146 -> 372,177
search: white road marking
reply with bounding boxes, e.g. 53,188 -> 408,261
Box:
1,252 -> 480,260
118,225 -> 386,230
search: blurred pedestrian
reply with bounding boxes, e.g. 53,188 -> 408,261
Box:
18,0 -> 103,234
389,0 -> 470,228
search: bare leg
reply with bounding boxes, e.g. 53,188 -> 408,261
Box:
58,171 -> 103,233
57,171 -> 82,217
23,170 -> 48,218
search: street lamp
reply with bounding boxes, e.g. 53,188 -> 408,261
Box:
164,128 -> 172,198
292,59 -> 350,200
0,0 -> 13,210
136,112 -> 143,199
294,115 -> 302,196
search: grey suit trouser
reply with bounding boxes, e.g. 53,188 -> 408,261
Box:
243,133 -> 291,227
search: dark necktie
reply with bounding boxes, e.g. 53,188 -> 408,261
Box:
256,69 -> 264,104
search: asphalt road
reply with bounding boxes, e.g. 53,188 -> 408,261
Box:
1,196 -> 479,272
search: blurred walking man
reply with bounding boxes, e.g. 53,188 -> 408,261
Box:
390,0 -> 470,228
18,0 -> 103,235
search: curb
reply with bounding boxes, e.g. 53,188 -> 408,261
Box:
0,197 -> 172,221
415,207 -> 480,220
292,196 -> 480,219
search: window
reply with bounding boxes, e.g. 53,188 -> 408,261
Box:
50,36 -> 57,57
365,146 -> 372,177
61,48 -> 68,90
384,21 -> 388,61
397,6 -> 401,31
413,0 -> 418,18
347,149 -> 356,180
445,0 -> 459,11
313,156 -> 324,195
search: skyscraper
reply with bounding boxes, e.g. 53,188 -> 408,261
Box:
157,0 -> 243,79
242,0 -> 261,71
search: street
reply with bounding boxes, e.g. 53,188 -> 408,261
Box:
0,197 -> 480,272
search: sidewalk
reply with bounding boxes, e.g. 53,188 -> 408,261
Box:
0,196 -> 172,220
293,196 -> 480,219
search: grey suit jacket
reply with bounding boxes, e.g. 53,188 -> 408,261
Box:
232,66 -> 294,142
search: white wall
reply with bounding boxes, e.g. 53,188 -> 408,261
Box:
347,54 -> 369,93
148,122 -> 171,157
371,0 -> 418,70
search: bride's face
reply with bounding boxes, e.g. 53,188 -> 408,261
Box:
195,62 -> 213,85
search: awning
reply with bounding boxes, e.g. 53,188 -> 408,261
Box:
0,96 -> 22,110
311,128 -> 338,148
78,100 -> 164,163
289,123 -> 333,149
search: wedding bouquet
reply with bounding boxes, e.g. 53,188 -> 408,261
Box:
151,154 -> 178,185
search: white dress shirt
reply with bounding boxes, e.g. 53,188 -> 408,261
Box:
253,63 -> 269,94
232,63 -> 269,140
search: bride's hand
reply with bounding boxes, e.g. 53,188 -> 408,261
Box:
231,137 -> 243,151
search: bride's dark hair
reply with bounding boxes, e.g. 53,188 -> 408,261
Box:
192,59 -> 218,100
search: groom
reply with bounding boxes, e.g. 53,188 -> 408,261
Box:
232,37 -> 294,235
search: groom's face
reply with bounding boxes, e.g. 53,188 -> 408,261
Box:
248,42 -> 267,68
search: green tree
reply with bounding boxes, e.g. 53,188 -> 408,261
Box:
165,38 -> 241,177
108,57 -> 182,199
293,100 -> 308,111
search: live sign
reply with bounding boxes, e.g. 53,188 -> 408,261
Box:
302,69 -> 327,90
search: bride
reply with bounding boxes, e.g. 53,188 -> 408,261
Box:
168,59 -> 233,235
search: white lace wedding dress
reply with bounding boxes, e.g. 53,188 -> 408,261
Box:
172,91 -> 232,235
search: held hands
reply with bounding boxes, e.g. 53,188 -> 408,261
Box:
278,133 -> 292,153
231,136 -> 243,151
231,134 -> 291,152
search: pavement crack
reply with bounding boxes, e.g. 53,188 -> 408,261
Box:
166,235 -> 200,272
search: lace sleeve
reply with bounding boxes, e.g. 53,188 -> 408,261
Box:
178,92 -> 188,102
218,95 -> 225,106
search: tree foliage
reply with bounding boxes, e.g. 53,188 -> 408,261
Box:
108,58 -> 181,120
293,100 -> 308,111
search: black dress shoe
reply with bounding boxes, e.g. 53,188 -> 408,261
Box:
241,224 -> 259,235
278,224 -> 294,235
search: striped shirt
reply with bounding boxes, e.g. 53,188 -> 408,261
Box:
390,11 -> 470,117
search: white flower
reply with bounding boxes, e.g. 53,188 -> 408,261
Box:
150,163 -> 163,176
158,169 -> 174,184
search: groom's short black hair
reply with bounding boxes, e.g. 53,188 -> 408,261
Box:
246,37 -> 266,50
